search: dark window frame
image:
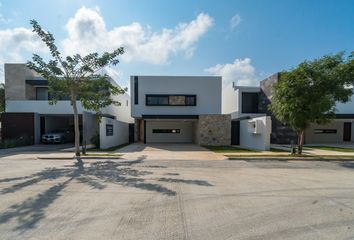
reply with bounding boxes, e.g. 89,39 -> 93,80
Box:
152,129 -> 181,134
134,76 -> 139,105
145,94 -> 197,106
241,92 -> 259,114
106,124 -> 114,136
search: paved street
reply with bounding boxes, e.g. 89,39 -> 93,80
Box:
0,154 -> 354,239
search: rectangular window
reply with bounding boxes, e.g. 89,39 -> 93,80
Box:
242,92 -> 259,113
145,94 -> 196,106
134,76 -> 138,105
152,129 -> 180,134
314,129 -> 337,134
185,96 -> 196,106
36,87 -> 48,100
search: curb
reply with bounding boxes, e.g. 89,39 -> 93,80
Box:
37,156 -> 122,160
227,157 -> 354,161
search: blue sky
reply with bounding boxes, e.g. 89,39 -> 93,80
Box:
0,0 -> 353,87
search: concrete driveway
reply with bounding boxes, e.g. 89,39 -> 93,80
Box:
0,143 -> 74,158
0,156 -> 354,239
119,143 -> 225,161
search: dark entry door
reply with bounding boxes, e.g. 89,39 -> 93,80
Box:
129,123 -> 135,143
231,121 -> 240,145
40,116 -> 45,137
343,122 -> 352,141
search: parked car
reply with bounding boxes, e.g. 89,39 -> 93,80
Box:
42,129 -> 74,143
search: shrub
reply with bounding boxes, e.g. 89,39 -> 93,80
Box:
0,135 -> 33,149
90,133 -> 100,149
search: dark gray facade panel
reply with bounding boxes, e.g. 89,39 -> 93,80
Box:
134,76 -> 138,105
259,73 -> 297,144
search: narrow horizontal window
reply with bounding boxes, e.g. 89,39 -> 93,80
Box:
146,94 -> 196,106
152,129 -> 180,134
314,129 -> 337,134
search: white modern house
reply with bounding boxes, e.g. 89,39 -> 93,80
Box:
2,64 -> 133,149
130,76 -> 231,145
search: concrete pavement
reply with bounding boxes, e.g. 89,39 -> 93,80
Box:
118,143 -> 226,161
0,156 -> 354,239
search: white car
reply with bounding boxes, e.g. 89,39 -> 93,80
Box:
42,129 -> 74,143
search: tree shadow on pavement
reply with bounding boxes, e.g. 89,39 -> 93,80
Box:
158,177 -> 214,186
339,162 -> 354,169
0,156 -> 213,231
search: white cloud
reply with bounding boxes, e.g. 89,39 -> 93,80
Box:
62,6 -> 214,64
230,14 -> 242,29
0,27 -> 47,81
205,58 -> 258,86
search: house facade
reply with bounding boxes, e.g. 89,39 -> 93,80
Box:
130,76 -> 231,145
2,64 -> 133,149
223,73 -> 354,145
222,83 -> 272,150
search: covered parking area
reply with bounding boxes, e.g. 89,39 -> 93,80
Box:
39,114 -> 81,139
135,115 -> 199,144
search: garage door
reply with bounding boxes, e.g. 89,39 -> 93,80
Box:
145,121 -> 193,143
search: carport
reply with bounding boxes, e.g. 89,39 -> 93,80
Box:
136,115 -> 199,144
39,114 -> 82,143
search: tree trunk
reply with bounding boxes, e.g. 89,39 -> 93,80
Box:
297,130 -> 305,154
71,91 -> 80,157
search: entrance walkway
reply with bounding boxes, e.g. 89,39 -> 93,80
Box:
118,143 -> 225,161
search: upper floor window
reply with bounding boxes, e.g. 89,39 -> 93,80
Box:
146,94 -> 196,106
36,87 -> 49,100
242,92 -> 259,113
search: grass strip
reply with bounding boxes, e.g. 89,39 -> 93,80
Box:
88,143 -> 130,152
204,146 -> 259,153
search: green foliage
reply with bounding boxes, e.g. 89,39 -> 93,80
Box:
269,52 -> 354,133
90,132 -> 100,149
0,136 -> 33,149
26,19 -> 125,156
269,52 -> 354,153
26,20 -> 125,115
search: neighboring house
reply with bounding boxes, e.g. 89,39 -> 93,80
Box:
224,73 -> 354,146
1,64 -> 133,149
130,76 -> 231,145
222,83 -> 272,150
261,73 -> 354,144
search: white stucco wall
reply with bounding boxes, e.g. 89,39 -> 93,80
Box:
222,84 -> 239,117
222,85 -> 264,119
101,91 -> 133,123
6,100 -> 86,114
99,117 -> 129,149
239,116 -> 271,150
131,76 -> 222,117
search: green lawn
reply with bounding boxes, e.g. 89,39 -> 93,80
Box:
83,153 -> 122,157
306,146 -> 354,152
204,146 -> 259,153
270,148 -> 290,153
88,143 -> 131,152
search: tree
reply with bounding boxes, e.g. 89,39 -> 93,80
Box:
27,20 -> 125,158
269,52 -> 354,154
